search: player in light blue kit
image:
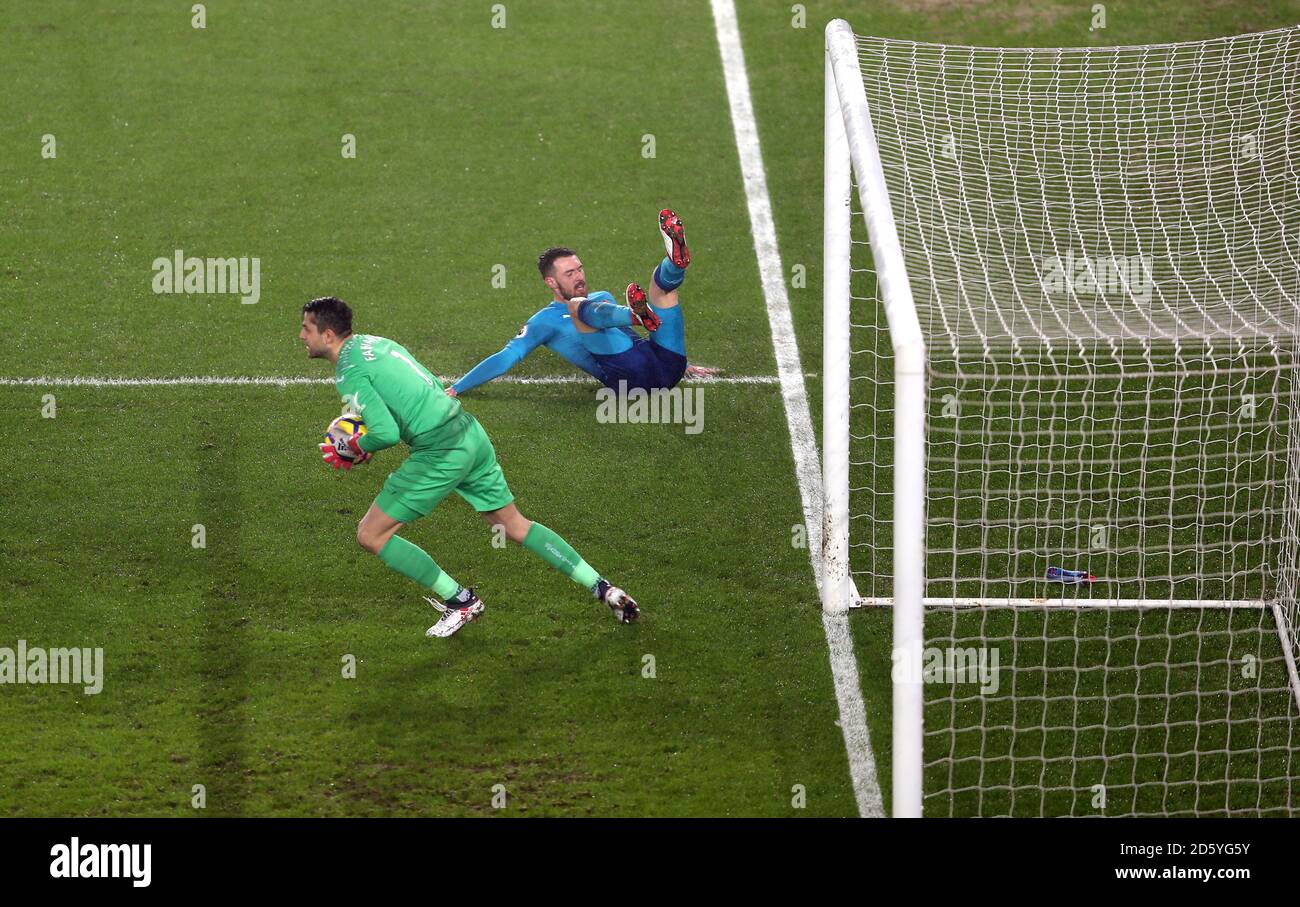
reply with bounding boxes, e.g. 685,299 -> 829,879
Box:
448,209 -> 709,398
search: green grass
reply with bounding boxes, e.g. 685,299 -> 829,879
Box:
0,0 -> 850,817
1,381 -> 855,816
5,0 -> 1300,817
926,607 -> 1300,817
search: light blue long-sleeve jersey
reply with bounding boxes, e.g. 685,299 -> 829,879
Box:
451,292 -> 638,394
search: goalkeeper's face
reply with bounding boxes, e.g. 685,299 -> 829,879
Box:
546,255 -> 588,301
300,314 -> 334,359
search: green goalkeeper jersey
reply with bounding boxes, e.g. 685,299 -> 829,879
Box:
335,334 -> 462,453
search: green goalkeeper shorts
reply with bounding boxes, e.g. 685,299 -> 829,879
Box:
375,411 -> 514,523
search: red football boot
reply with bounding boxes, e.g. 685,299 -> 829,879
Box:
658,208 -> 690,270
626,282 -> 661,331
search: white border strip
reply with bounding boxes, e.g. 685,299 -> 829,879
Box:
711,0 -> 883,817
0,374 -> 786,388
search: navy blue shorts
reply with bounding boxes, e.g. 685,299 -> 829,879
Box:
594,338 -> 687,392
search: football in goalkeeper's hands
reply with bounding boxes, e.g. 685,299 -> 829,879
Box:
325,413 -> 369,462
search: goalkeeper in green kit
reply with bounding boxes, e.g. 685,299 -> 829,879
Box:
300,296 -> 639,637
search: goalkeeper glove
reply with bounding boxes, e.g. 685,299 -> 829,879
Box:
319,432 -> 371,470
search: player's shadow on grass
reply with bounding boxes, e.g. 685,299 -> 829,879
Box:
194,437 -> 263,817
342,616 -> 641,814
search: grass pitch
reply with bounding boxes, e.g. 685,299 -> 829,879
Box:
1,0 -> 850,817
4,0 -> 1299,817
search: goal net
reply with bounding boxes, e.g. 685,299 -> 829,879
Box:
823,19 -> 1300,816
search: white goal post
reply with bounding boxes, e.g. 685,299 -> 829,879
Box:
823,18 -> 1300,817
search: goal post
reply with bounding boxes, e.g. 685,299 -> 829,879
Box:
824,20 -> 927,817
823,18 -> 1300,817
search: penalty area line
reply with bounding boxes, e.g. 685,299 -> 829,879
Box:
710,0 -> 884,817
0,374 -> 793,388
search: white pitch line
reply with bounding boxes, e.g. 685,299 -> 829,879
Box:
710,0 -> 883,818
0,374 -> 787,388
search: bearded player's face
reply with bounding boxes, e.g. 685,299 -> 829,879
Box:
549,256 -> 587,300
300,313 -> 330,358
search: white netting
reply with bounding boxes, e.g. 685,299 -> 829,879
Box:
846,27 -> 1300,815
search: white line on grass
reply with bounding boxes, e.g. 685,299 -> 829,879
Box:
710,0 -> 884,817
0,374 -> 788,388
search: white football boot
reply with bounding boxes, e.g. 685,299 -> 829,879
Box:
424,590 -> 485,638
594,579 -> 639,623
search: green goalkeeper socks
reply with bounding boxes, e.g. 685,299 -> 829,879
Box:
378,526 -> 600,602
523,522 -> 601,591
378,535 -> 461,600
